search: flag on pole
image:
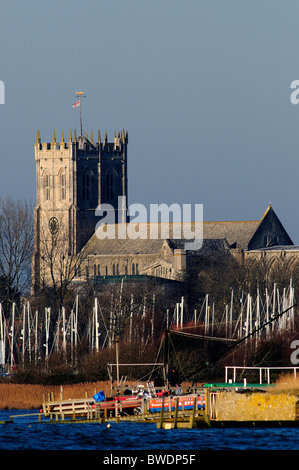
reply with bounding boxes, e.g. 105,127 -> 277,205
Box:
72,100 -> 80,108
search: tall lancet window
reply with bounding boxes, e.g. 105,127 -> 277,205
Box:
106,170 -> 114,200
44,172 -> 50,201
83,169 -> 93,201
61,171 -> 66,200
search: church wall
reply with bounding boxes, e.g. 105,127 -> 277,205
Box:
244,248 -> 299,267
76,250 -> 181,282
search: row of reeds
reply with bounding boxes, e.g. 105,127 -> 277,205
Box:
271,374 -> 299,395
0,381 -> 114,409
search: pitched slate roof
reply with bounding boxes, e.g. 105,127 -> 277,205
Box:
202,204 -> 292,250
202,220 -> 259,250
83,234 -> 164,256
83,221 -> 256,256
82,205 -> 291,255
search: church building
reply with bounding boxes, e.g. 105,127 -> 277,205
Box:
32,128 -> 295,291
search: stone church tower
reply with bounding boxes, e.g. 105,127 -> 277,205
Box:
32,129 -> 128,291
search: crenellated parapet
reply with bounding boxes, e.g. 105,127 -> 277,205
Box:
35,129 -> 128,159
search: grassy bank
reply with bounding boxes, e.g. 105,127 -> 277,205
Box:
0,381 -> 114,410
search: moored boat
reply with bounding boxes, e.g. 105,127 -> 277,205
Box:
148,394 -> 205,413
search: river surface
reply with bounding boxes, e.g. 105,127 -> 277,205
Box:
0,410 -> 298,451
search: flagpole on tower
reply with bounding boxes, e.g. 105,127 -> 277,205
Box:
72,91 -> 85,137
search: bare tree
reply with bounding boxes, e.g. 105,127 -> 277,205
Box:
38,221 -> 88,306
0,196 -> 33,306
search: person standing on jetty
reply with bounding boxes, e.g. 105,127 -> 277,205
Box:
168,368 -> 180,387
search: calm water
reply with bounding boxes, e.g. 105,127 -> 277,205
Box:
0,410 -> 298,451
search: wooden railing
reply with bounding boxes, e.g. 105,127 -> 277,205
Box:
43,398 -> 96,419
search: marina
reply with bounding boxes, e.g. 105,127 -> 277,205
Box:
0,279 -> 295,376
2,284 -> 299,435
5,366 -> 299,432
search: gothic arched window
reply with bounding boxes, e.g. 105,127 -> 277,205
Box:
106,170 -> 114,200
61,172 -> 66,200
44,172 -> 50,200
83,169 -> 93,201
58,168 -> 66,200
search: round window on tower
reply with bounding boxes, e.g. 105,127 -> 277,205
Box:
49,217 -> 59,235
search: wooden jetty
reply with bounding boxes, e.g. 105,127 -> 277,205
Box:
7,379 -> 299,429
35,384 -> 207,427
40,394 -> 207,428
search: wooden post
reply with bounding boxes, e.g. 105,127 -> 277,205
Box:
115,399 -> 120,424
189,396 -> 197,429
204,389 -> 210,427
173,397 -> 179,429
115,336 -> 120,386
158,395 -> 165,429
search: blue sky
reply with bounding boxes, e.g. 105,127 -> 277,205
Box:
1,0 -> 299,241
